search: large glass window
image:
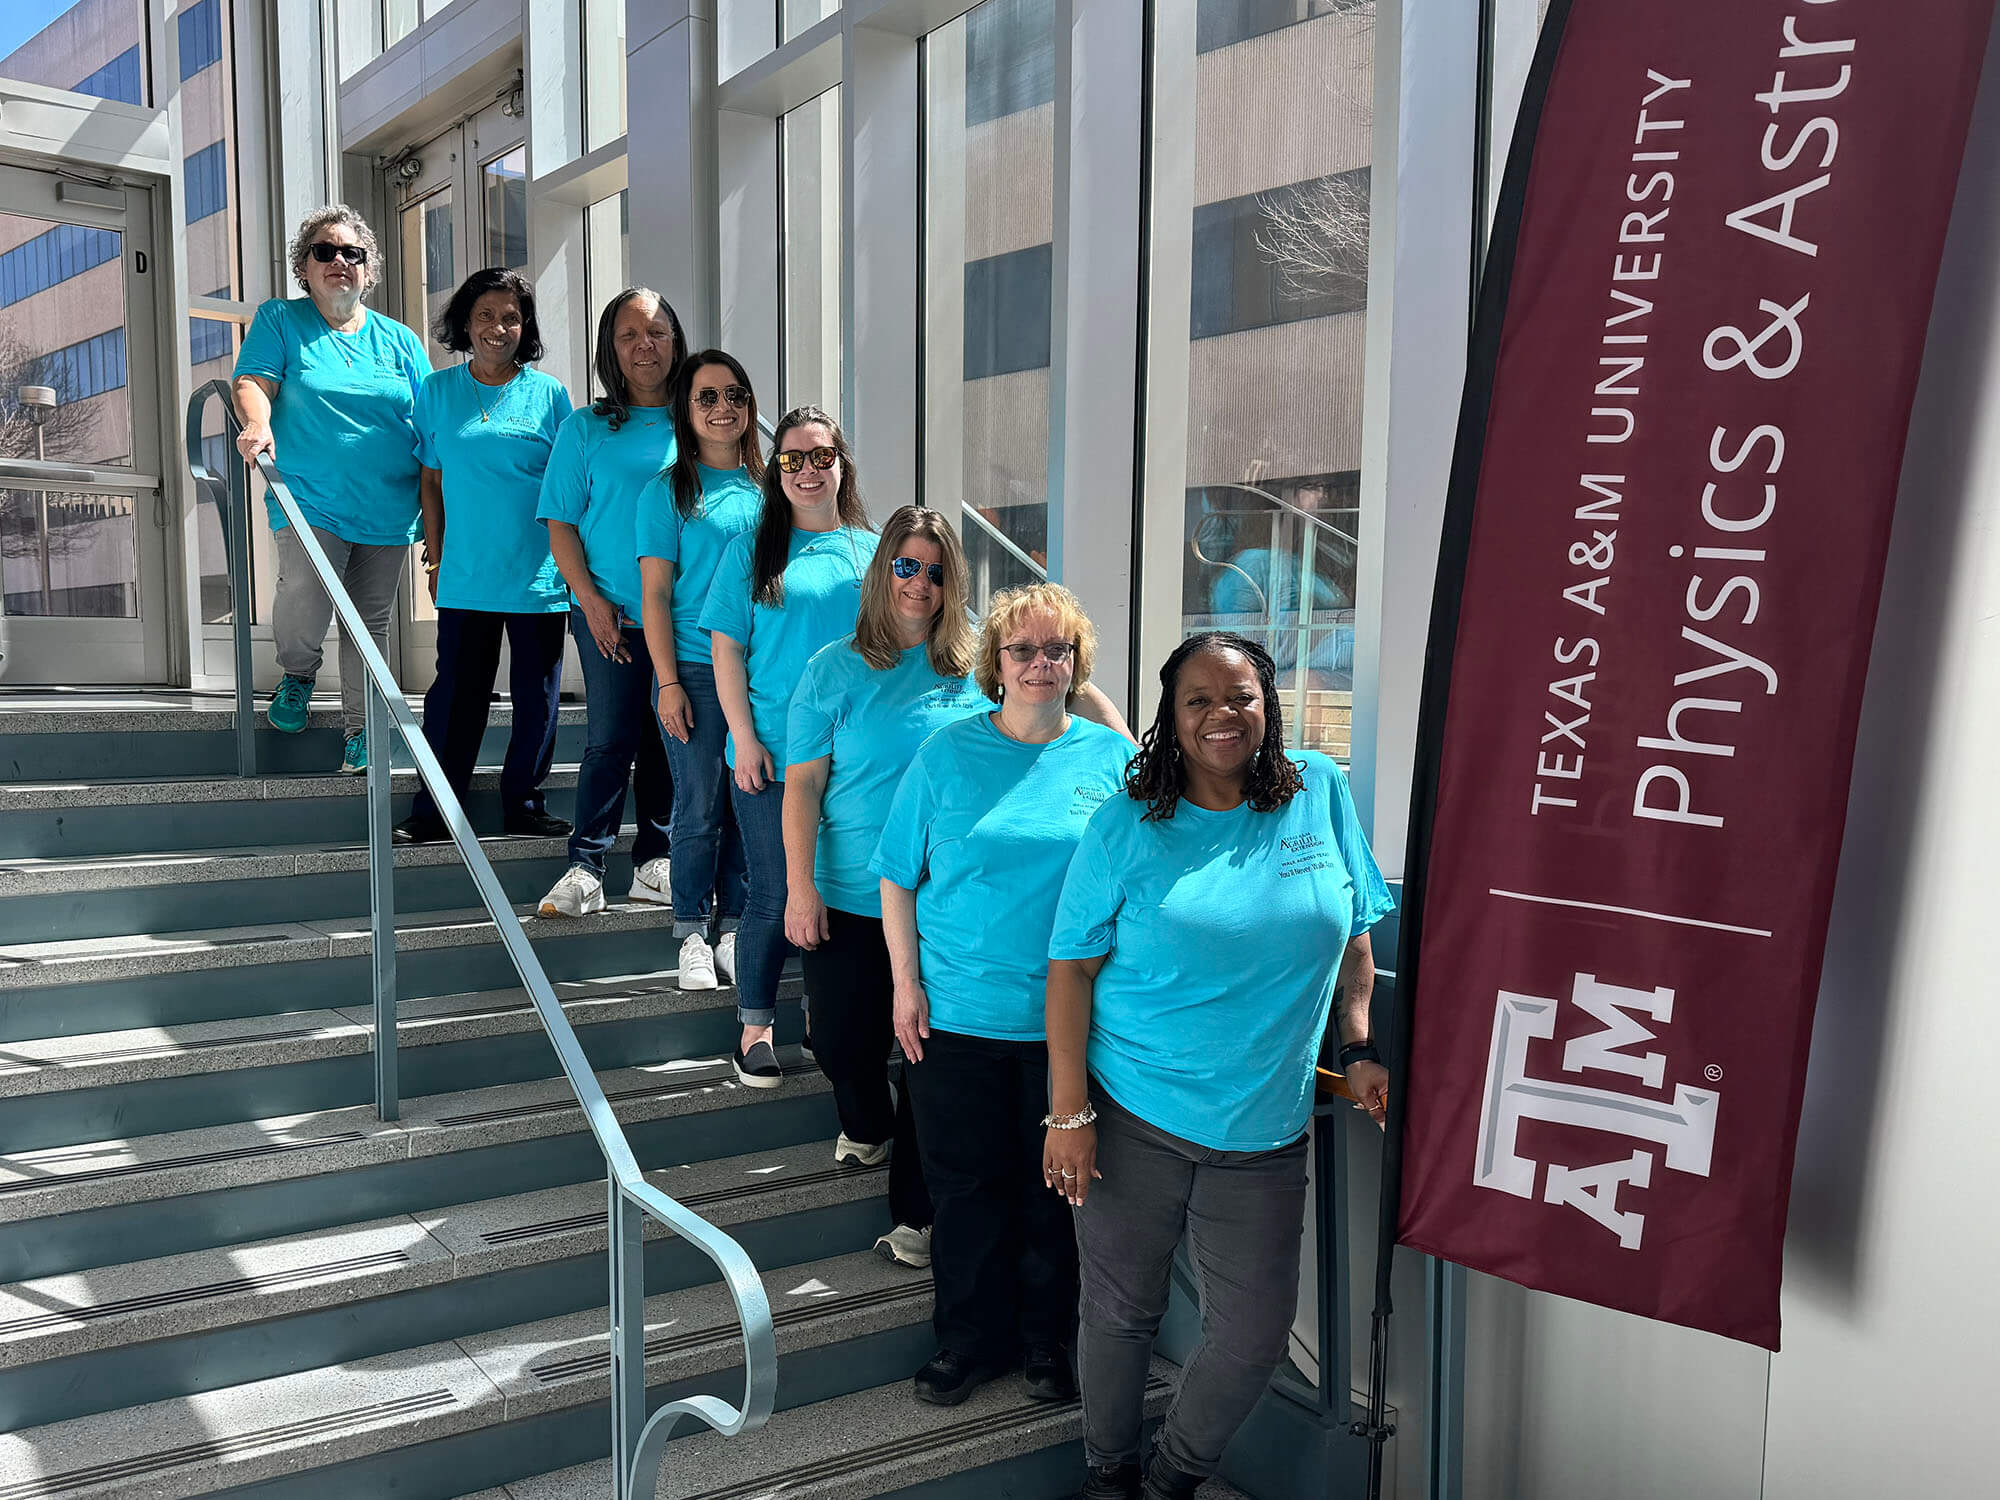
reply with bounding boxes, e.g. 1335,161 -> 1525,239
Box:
481,147 -> 528,274
781,0 -> 841,45
585,0 -> 627,150
584,189 -> 631,355
400,188 -> 457,370
0,209 -> 134,469
923,0 -> 1055,610
782,87 -> 842,417
1,490 -> 137,618
0,2 -> 150,105
1174,0 -> 1374,761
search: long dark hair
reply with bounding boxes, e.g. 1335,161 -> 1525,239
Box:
667,350 -> 764,518
1126,632 -> 1304,822
433,267 -> 544,362
590,286 -> 686,431
751,405 -> 869,607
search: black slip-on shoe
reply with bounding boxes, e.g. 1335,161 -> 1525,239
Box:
1140,1456 -> 1205,1500
504,809 -> 572,838
392,817 -> 448,846
912,1347 -> 1003,1407
731,1039 -> 783,1089
1022,1341 -> 1078,1402
1076,1461 -> 1143,1500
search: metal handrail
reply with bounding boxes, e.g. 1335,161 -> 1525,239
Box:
185,378 -> 775,1500
1203,478 -> 1360,552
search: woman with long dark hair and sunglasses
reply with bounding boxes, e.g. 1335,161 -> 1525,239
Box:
1043,632 -> 1393,1500
232,205 -> 429,774
637,351 -> 765,990
778,506 -> 982,1270
394,268 -> 573,845
699,406 -> 876,1088
871,583 -> 1134,1411
533,287 -> 686,918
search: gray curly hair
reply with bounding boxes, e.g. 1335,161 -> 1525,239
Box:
287,204 -> 381,295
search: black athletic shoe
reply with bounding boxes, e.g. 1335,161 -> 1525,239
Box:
1076,1462 -> 1143,1500
504,809 -> 572,838
731,1040 -> 783,1089
912,1348 -> 1002,1407
1140,1457 -> 1205,1500
392,816 -> 448,846
1022,1341 -> 1077,1402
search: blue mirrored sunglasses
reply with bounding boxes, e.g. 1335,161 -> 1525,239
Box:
890,556 -> 945,586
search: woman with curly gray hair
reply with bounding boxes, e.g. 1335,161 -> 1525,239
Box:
232,204 -> 430,772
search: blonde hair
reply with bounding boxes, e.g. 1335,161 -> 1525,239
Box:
974,582 -> 1098,703
855,507 -> 977,676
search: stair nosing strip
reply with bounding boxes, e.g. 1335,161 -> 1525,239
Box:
0,1131 -> 368,1198
481,1161 -> 886,1247
0,1249 -> 413,1337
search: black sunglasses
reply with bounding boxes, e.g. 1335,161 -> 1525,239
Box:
308,242 -> 369,265
693,384 -> 750,409
774,445 -> 839,473
891,556 -> 945,586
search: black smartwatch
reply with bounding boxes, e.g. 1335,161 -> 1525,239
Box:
1338,1041 -> 1383,1071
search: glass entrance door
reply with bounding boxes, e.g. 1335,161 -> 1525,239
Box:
0,160 -> 170,684
389,94 -> 528,685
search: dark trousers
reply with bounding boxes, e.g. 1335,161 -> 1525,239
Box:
799,908 -> 932,1230
904,1027 -> 1077,1365
567,610 -> 672,874
1075,1089 -> 1310,1475
410,607 -> 566,828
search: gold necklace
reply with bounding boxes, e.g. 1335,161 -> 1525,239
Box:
470,363 -> 516,422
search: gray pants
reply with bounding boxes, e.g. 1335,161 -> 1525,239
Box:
1075,1089 -> 1310,1477
271,524 -> 407,732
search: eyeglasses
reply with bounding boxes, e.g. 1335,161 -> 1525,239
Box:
774,445 -> 840,473
891,556 -> 945,586
693,385 -> 750,409
1002,641 -> 1076,665
308,242 -> 369,265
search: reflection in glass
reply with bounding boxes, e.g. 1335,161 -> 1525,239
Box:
782,88 -> 842,418
585,191 -> 631,338
585,0 -> 628,150
1177,0 -> 1375,759
0,2 -> 149,105
0,211 -> 134,469
0,490 -> 137,618
482,148 -> 529,274
923,0 -> 1054,612
400,188 -> 457,370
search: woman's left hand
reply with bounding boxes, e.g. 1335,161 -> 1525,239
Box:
1346,1059 -> 1389,1130
1044,1124 -> 1100,1208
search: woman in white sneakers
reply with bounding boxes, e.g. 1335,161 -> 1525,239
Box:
533,288 -> 682,917
637,351 -> 765,990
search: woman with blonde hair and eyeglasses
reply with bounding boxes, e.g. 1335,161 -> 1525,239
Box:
779,505 -> 987,1268
870,581 -> 1134,1410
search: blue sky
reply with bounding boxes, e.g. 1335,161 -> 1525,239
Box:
0,2 -> 85,63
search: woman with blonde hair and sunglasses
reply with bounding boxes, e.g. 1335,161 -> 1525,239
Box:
870,582 -> 1134,1410
700,406 -> 876,1088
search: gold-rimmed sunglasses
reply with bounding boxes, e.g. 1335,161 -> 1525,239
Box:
774,445 -> 839,473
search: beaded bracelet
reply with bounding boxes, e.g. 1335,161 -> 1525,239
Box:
1042,1103 -> 1097,1131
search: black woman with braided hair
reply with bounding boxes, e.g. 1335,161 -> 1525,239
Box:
1043,631 -> 1394,1500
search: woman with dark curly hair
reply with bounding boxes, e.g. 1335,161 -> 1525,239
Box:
396,267 -> 574,844
1043,631 -> 1394,1500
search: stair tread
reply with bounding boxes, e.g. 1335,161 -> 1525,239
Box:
0,701 -> 585,736
0,1139 -> 879,1368
0,764 -> 580,812
0,1248 -> 925,1500
0,831 -> 590,895
0,1049 -> 824,1221
0,900 -> 671,991
500,1358 -> 1180,1500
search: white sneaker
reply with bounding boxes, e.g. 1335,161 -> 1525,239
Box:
874,1224 -> 932,1269
835,1133 -> 891,1169
714,930 -> 738,985
629,856 -> 671,906
538,865 -> 605,918
678,931 -> 718,991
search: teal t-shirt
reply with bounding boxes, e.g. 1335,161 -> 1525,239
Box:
785,637 -> 987,917
233,297 -> 429,543
414,363 -> 573,614
870,714 -> 1132,1040
634,465 -> 765,667
698,526 -> 877,778
533,405 -> 676,618
1049,751 -> 1395,1152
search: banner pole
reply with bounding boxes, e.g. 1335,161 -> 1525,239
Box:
1357,4 -> 1577,1495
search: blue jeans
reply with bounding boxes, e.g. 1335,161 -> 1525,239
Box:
729,774 -> 792,1026
656,660 -> 746,936
567,609 -> 672,874
410,608 -> 565,828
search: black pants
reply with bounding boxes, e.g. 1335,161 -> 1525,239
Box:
410,608 -> 566,827
904,1027 -> 1077,1365
798,908 -> 931,1230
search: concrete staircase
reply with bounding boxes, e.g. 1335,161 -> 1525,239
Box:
0,700 -> 1195,1500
